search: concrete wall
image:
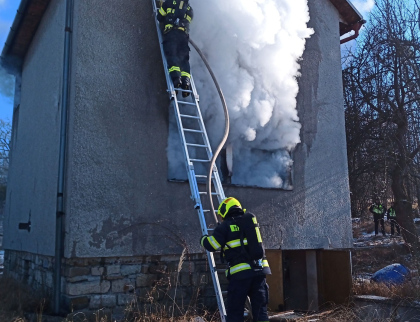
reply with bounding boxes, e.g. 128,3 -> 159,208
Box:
65,0 -> 351,257
5,0 -> 352,258
4,0 -> 66,256
64,0 -> 196,258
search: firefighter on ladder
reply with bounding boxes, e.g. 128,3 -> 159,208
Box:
201,197 -> 271,322
157,0 -> 193,97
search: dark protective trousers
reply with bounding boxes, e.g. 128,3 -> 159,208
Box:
374,214 -> 385,236
162,29 -> 190,82
226,274 -> 269,322
389,219 -> 400,235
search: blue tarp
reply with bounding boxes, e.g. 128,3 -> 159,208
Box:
371,263 -> 410,285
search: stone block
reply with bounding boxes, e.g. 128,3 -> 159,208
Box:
159,255 -> 179,262
45,271 -> 53,288
180,272 -> 192,286
67,280 -> 111,296
89,295 -> 117,309
92,266 -> 105,276
111,279 -> 135,293
149,263 -> 167,274
63,296 -> 90,310
136,274 -> 158,287
117,294 -> 137,306
42,258 -> 51,269
192,273 -> 208,286
167,286 -> 187,300
182,261 -> 195,273
141,264 -> 149,274
65,267 -> 90,278
136,287 -> 165,303
106,265 -> 121,276
68,276 -> 89,283
120,264 -> 142,276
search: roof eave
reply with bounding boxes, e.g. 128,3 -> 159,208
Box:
1,0 -> 51,71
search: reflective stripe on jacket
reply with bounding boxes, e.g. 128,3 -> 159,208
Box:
388,207 -> 396,217
157,0 -> 194,34
200,211 -> 271,280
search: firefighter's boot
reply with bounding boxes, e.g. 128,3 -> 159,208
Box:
181,76 -> 191,97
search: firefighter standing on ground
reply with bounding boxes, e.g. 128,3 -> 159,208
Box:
387,202 -> 401,236
369,198 -> 386,236
157,0 -> 193,97
200,197 -> 271,322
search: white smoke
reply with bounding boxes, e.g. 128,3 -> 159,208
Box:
351,0 -> 375,14
167,0 -> 313,188
0,65 -> 14,99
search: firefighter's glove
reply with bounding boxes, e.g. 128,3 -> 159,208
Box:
200,235 -> 208,247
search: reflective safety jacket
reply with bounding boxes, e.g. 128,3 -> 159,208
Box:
387,207 -> 397,218
370,203 -> 385,216
201,211 -> 271,280
157,0 -> 194,34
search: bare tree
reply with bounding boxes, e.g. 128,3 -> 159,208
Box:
343,0 -> 420,250
0,119 -> 11,212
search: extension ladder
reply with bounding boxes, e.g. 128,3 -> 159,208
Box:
152,1 -> 227,321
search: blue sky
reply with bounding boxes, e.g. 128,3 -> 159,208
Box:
0,0 -> 375,123
0,0 -> 20,122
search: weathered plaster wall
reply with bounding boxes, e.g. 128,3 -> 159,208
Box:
64,0 -> 351,258
65,0 -> 196,258
3,0 -> 66,256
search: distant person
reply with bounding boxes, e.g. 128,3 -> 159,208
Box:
387,202 -> 400,236
200,197 -> 271,322
369,198 -> 386,236
157,0 -> 193,97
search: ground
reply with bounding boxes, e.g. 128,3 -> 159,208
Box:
352,217 -> 414,278
1,217 -> 419,321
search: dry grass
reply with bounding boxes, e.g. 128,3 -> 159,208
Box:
353,277 -> 420,301
352,243 -> 411,275
352,218 -> 375,237
0,268 -> 220,322
0,275 -> 46,322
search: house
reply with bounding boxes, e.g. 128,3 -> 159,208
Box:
1,0 -> 363,314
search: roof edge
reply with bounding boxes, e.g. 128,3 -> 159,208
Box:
344,0 -> 364,21
1,0 -> 31,60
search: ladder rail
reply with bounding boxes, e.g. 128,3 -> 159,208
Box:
152,2 -> 227,321
152,0 -> 177,99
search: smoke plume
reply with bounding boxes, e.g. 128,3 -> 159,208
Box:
0,65 -> 14,99
352,0 -> 375,14
168,0 -> 313,188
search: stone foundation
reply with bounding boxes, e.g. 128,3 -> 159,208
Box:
4,250 -> 227,314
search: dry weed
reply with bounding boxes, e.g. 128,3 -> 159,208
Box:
0,275 -> 46,322
353,278 -> 420,301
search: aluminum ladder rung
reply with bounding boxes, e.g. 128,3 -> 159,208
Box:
183,128 -> 203,133
187,143 -> 208,148
178,101 -> 197,106
199,191 -> 220,195
190,158 -> 210,162
177,88 -> 193,93
195,174 -> 216,179
180,114 -> 200,119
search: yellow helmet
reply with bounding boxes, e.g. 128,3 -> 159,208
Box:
218,197 -> 242,218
